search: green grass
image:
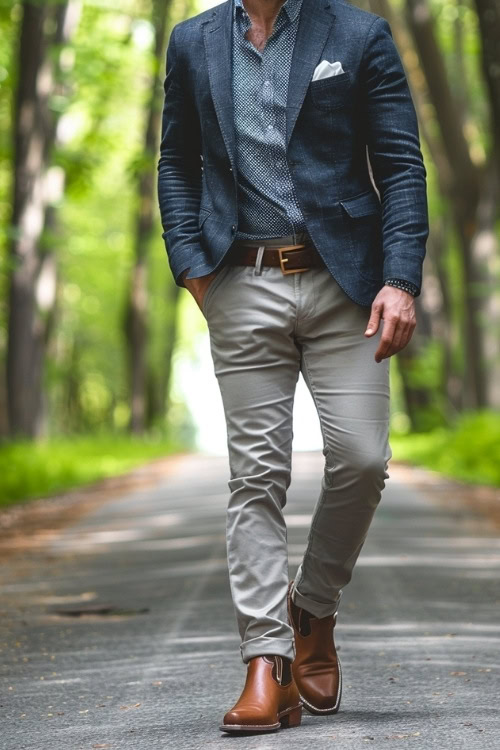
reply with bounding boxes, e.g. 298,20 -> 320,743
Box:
0,434 -> 187,508
2,410 -> 498,510
391,410 -> 500,487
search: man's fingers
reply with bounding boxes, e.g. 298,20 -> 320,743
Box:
378,318 -> 416,360
365,304 -> 382,336
391,319 -> 415,356
368,287 -> 417,361
399,320 -> 415,352
390,319 -> 408,354
374,318 -> 397,362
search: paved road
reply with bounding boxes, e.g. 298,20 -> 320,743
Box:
1,453 -> 499,750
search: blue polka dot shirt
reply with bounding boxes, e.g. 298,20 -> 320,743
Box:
232,0 -> 307,240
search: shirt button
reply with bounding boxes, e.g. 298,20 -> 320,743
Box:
267,124 -> 273,130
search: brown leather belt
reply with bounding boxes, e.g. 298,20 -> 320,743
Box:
226,242 -> 326,274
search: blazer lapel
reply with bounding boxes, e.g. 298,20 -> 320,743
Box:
202,0 -> 337,162
286,0 -> 337,148
203,1 -> 236,169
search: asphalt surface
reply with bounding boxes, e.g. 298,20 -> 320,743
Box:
1,452 -> 499,750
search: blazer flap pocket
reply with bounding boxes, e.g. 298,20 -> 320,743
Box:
340,190 -> 381,218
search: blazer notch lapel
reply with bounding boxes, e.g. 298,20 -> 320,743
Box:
203,2 -> 236,168
286,2 -> 337,148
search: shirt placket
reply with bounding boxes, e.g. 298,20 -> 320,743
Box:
263,16 -> 296,235
234,3 -> 306,238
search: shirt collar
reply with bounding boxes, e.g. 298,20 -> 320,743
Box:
233,0 -> 303,24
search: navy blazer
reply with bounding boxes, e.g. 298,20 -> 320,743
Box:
157,0 -> 429,307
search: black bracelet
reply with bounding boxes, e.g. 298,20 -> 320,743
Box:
384,278 -> 419,297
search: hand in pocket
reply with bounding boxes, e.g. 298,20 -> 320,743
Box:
181,269 -> 219,313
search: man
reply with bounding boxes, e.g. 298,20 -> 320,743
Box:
157,0 -> 428,735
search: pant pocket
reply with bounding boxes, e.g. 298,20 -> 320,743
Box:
201,265 -> 231,317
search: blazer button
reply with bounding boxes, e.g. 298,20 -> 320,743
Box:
231,225 -> 236,233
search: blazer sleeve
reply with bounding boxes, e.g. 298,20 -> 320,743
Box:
360,16 -> 429,293
157,25 -> 207,287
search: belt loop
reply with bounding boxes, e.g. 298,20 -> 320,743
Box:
254,245 -> 265,276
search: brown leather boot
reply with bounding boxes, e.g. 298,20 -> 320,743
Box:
287,580 -> 342,715
220,655 -> 302,733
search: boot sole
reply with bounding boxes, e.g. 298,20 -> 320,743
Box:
219,703 -> 302,733
299,656 -> 343,716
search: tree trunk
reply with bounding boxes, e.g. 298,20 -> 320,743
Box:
6,0 -> 81,438
124,0 -> 171,434
472,0 -> 500,406
368,0 -> 457,425
404,0 -> 490,409
473,0 -> 500,181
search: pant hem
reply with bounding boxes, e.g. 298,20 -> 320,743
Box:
240,638 -> 296,664
292,581 -> 343,619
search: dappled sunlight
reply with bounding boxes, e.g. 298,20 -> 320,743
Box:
289,552 -> 500,567
162,634 -> 240,646
283,514 -> 313,527
106,534 -> 226,552
384,536 -> 500,549
337,622 -> 500,634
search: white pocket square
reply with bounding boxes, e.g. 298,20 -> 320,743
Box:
312,60 -> 345,82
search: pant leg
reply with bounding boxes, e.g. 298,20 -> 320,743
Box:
205,263 -> 301,663
291,267 -> 392,618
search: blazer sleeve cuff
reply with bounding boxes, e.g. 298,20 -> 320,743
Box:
382,245 -> 424,292
164,240 -> 194,288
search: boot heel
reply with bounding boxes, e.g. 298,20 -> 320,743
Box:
280,705 -> 302,728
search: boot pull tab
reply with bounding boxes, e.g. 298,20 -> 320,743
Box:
275,655 -> 283,685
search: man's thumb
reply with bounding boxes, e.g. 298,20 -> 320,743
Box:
365,306 -> 381,336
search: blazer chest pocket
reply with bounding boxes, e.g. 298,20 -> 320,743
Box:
309,71 -> 351,110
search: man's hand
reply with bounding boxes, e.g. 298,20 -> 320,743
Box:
364,285 -> 416,362
181,268 -> 218,313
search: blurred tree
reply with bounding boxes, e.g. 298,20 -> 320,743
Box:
370,0 -> 500,416
6,0 -> 81,438
0,0 -> 496,451
404,0 -> 499,409
123,0 -> 172,434
474,0 -> 500,181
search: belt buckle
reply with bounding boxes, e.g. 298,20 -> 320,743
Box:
278,244 -> 309,275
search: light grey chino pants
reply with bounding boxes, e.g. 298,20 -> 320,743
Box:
202,233 -> 392,664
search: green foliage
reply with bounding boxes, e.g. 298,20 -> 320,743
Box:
0,0 -> 499,479
0,1 -> 185,435
0,432 -> 187,507
391,410 -> 500,487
